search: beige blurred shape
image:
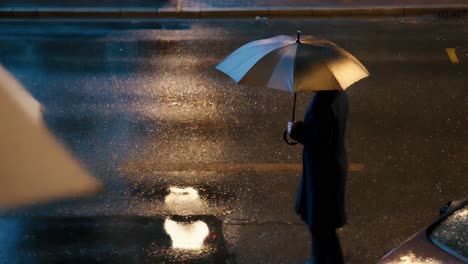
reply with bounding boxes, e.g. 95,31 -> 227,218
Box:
0,65 -> 101,211
0,66 -> 43,123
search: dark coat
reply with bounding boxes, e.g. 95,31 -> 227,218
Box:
290,90 -> 349,230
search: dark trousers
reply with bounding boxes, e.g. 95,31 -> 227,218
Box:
309,225 -> 344,264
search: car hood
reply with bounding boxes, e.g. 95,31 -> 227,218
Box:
378,228 -> 464,264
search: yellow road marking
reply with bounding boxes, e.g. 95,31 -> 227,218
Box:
446,48 -> 459,64
124,163 -> 365,172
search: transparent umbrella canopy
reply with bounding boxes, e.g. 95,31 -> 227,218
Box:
216,31 -> 369,144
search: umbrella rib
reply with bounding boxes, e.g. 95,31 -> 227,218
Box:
216,39 -> 291,68
335,47 -> 369,75
266,44 -> 298,93
226,42 -> 292,74
300,39 -> 368,75
292,56 -> 337,92
321,59 -> 342,89
320,52 -> 368,89
228,35 -> 293,57
226,42 -> 295,81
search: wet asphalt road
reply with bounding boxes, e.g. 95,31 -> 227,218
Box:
0,17 -> 467,263
3,0 -> 468,8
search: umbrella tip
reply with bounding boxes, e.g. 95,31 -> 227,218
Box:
296,31 -> 301,43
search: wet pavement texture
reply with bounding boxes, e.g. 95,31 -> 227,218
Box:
0,215 -> 228,263
0,0 -> 175,8
0,17 -> 467,263
3,0 -> 468,8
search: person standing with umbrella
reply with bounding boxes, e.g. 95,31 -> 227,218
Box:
216,32 -> 368,264
288,88 -> 349,264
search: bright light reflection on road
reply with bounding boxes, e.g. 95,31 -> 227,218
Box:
135,73 -> 221,123
164,187 -> 201,204
163,218 -> 209,250
165,187 -> 199,203
164,186 -> 205,214
386,252 -> 443,264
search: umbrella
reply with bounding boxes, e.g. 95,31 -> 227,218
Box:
0,66 -> 101,211
216,31 -> 369,144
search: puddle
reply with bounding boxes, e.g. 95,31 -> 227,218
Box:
0,215 -> 228,263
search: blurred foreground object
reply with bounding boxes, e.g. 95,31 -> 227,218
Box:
0,65 -> 101,211
0,66 -> 43,124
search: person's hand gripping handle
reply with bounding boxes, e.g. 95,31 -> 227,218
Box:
283,93 -> 299,145
284,122 -> 299,145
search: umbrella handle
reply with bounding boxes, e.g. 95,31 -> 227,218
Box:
283,129 -> 299,145
283,92 -> 299,145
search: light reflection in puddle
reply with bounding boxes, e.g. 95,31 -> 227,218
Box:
165,187 -> 200,204
164,186 -> 206,214
163,218 -> 209,250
